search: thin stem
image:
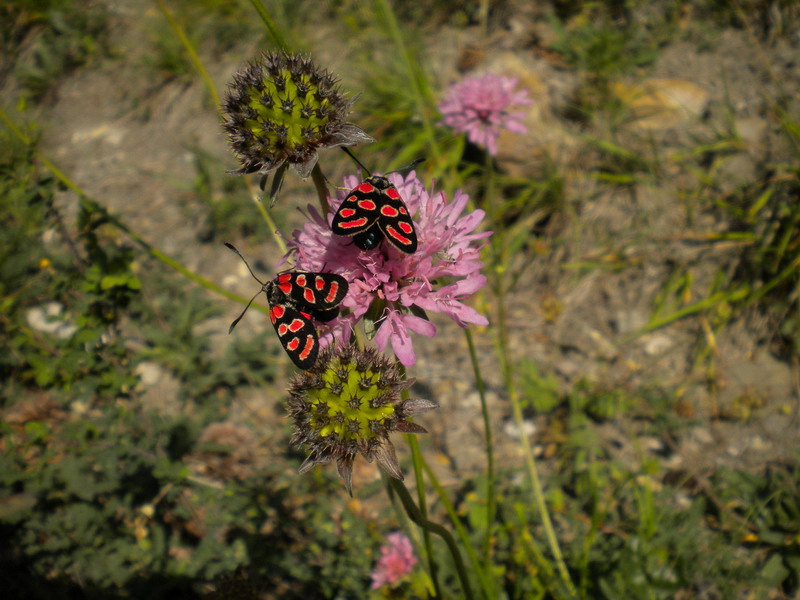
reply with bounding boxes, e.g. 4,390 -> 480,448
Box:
154,0 -> 220,108
399,358 -> 441,598
483,151 -> 576,597
407,434 -> 442,599
421,460 -> 495,600
465,329 -> 496,574
243,177 -> 287,255
246,0 -> 289,52
388,477 -> 475,600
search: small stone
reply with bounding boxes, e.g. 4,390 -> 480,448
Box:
692,427 -> 714,445
26,302 -> 77,339
641,333 -> 674,356
504,419 -> 536,439
610,78 -> 709,131
134,361 -> 165,386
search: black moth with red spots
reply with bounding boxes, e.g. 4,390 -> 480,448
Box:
225,244 -> 349,370
264,272 -> 348,369
331,175 -> 418,254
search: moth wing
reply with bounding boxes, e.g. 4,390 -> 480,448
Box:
280,272 -> 348,311
268,300 -> 319,370
331,179 -> 381,237
376,183 -> 418,254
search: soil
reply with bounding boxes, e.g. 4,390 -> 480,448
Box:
6,0 -> 799,492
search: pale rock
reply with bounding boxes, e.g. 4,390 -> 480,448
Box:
504,419 -> 537,439
692,427 -> 714,445
641,332 -> 674,356
26,302 -> 78,339
610,78 -> 709,131
134,361 -> 165,386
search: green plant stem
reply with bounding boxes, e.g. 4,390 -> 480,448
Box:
154,0 -> 220,108
247,0 -> 289,52
407,434 -> 441,599
465,328 -> 496,575
387,477 -> 475,600
0,107 -> 264,314
243,177 -> 287,255
421,460 -> 495,600
483,151 -> 576,597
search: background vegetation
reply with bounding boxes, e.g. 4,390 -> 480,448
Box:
1,0 -> 799,598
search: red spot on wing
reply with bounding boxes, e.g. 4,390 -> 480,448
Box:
295,274 -> 306,286
339,208 -> 356,218
357,199 -> 377,211
346,195 -> 358,202
357,183 -> 375,193
386,187 -> 401,200
300,311 -> 312,319
286,337 -> 300,351
398,221 -> 413,234
277,274 -> 292,283
315,276 -> 325,290
380,205 -> 399,217
338,217 -> 369,229
279,282 -> 292,294
399,207 -> 407,215
289,318 -> 305,332
325,281 -> 339,303
278,323 -> 288,336
384,225 -> 412,246
303,288 -> 315,303
271,305 -> 285,320
298,335 -> 315,360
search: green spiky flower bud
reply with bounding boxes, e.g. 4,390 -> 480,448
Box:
222,52 -> 373,178
288,345 -> 438,494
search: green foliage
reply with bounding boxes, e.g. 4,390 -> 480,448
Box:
4,0 -> 108,103
548,9 -> 661,81
0,127 -> 377,598
519,359 -> 561,413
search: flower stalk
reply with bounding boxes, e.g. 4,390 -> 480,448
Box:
387,477 -> 475,600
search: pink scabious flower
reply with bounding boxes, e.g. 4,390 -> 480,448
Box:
287,171 -> 490,366
438,73 -> 532,155
370,532 -> 417,589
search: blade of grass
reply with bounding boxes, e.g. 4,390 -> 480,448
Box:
246,0 -> 289,52
154,0 -> 220,108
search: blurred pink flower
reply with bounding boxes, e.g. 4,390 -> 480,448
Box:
438,73 -> 532,155
370,532 -> 417,589
287,171 -> 490,366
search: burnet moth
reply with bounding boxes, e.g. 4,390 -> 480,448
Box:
331,175 -> 418,254
225,243 -> 348,370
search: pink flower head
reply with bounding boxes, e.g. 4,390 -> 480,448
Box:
287,171 -> 490,366
438,73 -> 532,155
370,532 -> 417,589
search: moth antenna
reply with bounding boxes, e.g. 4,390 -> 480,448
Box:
228,289 -> 262,334
224,242 -> 266,286
390,158 -> 425,177
341,147 -> 371,177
